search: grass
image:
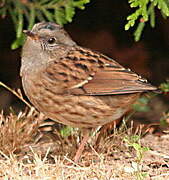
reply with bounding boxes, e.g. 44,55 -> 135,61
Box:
0,151 -> 134,179
0,110 -> 169,179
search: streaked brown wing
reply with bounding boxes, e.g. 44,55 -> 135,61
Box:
69,69 -> 157,95
43,46 -> 157,95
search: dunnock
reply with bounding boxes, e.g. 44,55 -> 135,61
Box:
21,22 -> 157,162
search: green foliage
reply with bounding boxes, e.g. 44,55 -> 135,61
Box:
160,81 -> 169,92
0,1 -> 167,125
160,111 -> 169,126
60,126 -> 74,137
133,93 -> 156,112
1,0 -> 169,48
125,0 -> 169,41
124,135 -> 149,162
0,0 -> 90,49
124,135 -> 149,180
133,96 -> 150,112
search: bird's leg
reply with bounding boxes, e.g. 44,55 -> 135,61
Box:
74,128 -> 90,163
95,118 -> 122,147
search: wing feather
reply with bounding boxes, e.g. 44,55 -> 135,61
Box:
69,70 -> 157,95
43,47 -> 157,96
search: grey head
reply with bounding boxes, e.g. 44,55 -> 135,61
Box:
21,22 -> 76,76
24,22 -> 76,47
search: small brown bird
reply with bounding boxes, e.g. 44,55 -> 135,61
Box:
21,22 -> 157,162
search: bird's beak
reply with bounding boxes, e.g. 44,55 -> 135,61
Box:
23,30 -> 39,40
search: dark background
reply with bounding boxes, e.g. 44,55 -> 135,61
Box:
0,0 -> 169,114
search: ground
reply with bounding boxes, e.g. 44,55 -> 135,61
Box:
0,120 -> 169,180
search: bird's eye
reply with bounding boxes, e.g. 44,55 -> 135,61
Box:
47,37 -> 56,44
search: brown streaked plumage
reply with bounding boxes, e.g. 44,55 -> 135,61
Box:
21,22 -> 157,162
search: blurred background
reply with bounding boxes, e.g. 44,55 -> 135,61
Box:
0,0 -> 168,123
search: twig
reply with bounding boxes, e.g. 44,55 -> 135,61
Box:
0,81 -> 32,108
